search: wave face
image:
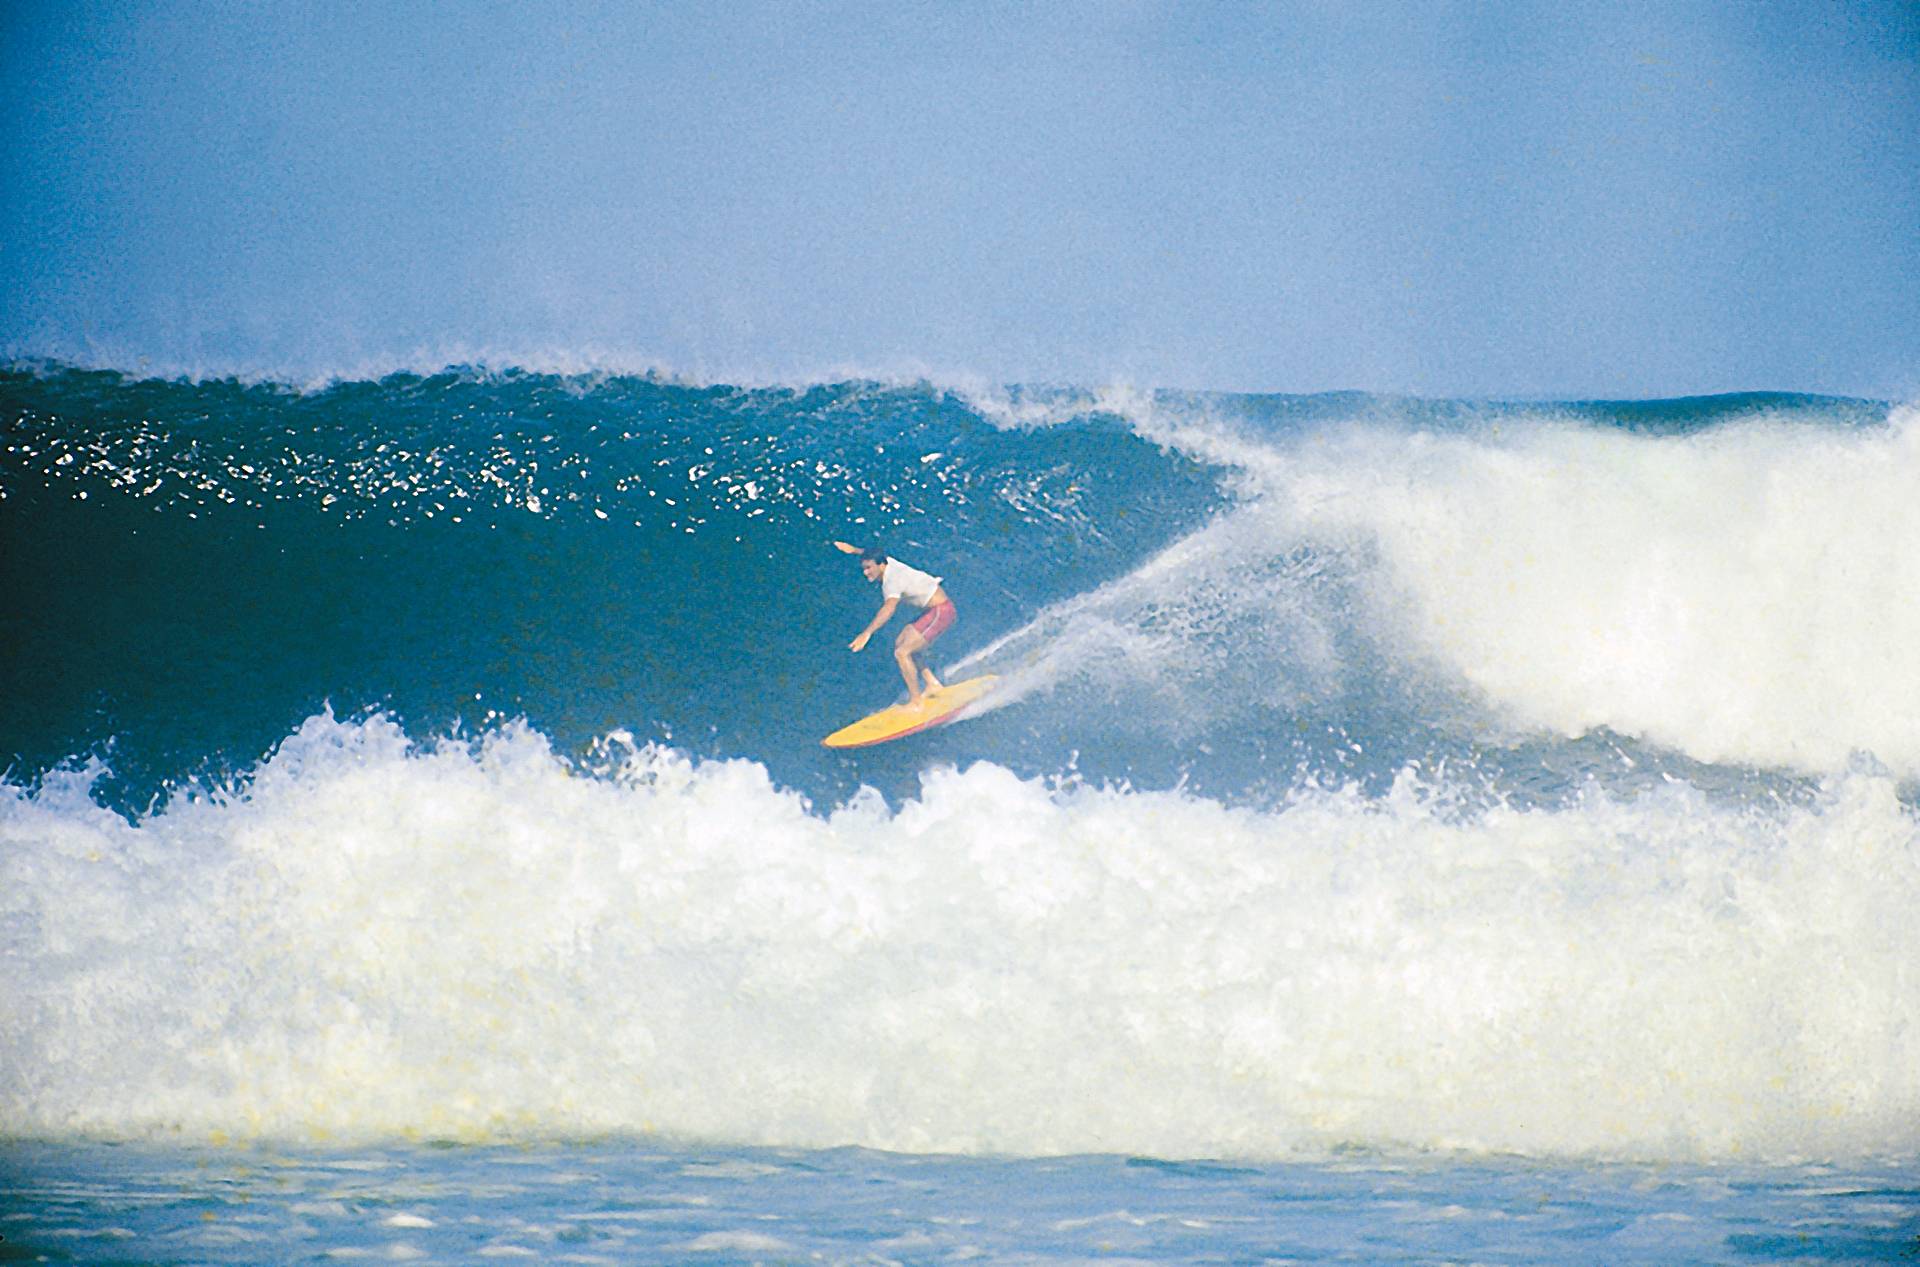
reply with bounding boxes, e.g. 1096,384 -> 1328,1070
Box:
3,364 -> 1917,1161
0,367 -> 1218,805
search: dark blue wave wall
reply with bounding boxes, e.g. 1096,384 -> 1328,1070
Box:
1,368 -> 1222,807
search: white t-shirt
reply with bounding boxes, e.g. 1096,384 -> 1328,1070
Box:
881,557 -> 944,608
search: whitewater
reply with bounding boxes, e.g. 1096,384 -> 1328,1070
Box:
3,363 -> 1917,1262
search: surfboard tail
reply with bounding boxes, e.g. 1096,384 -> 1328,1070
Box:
821,675 -> 999,748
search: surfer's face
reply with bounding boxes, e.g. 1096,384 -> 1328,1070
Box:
861,558 -> 885,581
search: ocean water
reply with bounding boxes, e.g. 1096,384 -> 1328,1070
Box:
3,364 -> 1918,1262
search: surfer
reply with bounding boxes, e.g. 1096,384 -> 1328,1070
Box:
834,541 -> 956,706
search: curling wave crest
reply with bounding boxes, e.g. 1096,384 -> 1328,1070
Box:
975,394 -> 1920,778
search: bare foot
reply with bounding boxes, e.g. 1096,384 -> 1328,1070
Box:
922,667 -> 943,693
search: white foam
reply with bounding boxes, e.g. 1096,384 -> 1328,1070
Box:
1271,405 -> 1920,775
683,1231 -> 794,1253
970,398 -> 1920,778
3,714 -> 1916,1162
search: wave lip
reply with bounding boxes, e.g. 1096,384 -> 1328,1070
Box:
4,713 -> 1917,1162
946,391 -> 1920,783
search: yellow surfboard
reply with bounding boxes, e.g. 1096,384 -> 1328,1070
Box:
822,675 -> 1000,749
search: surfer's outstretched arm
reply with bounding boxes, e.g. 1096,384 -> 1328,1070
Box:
850,597 -> 899,652
832,540 -> 865,555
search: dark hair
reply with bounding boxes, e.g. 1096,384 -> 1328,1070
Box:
860,547 -> 887,566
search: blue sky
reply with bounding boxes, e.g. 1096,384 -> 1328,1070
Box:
3,1 -> 1916,396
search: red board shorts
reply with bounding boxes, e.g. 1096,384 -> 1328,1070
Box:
910,599 -> 957,644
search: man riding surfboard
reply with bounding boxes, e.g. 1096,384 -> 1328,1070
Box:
834,541 -> 956,707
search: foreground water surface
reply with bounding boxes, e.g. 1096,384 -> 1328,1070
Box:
5,1140 -> 1918,1265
